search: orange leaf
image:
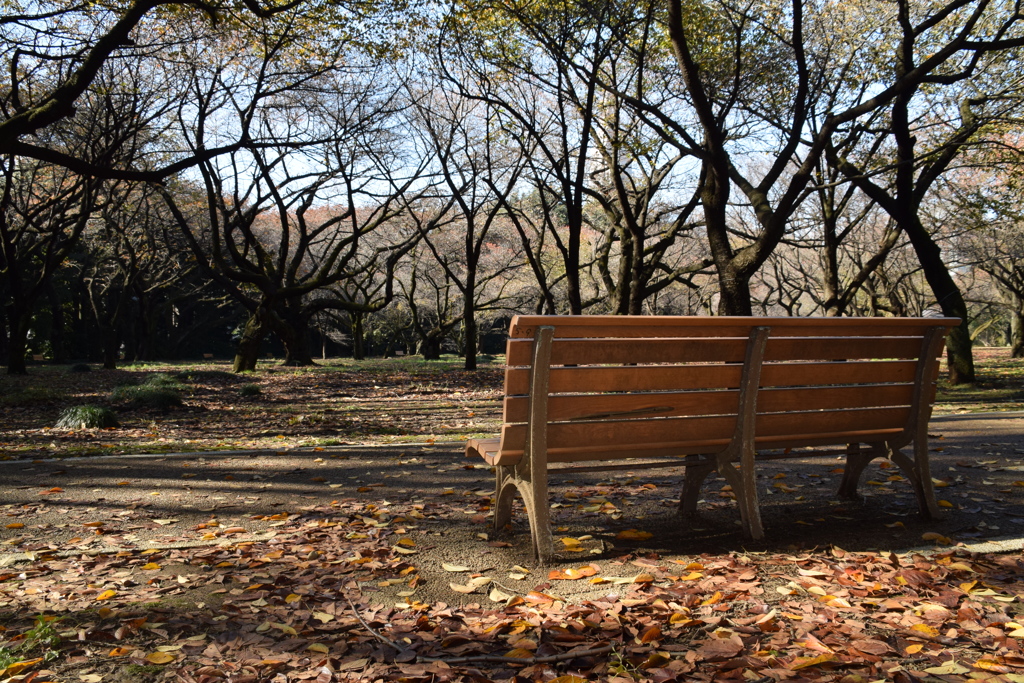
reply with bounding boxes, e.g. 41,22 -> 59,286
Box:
5,523 -> 24,529
905,643 -> 924,654
616,529 -> 653,541
548,565 -> 598,580
504,648 -> 533,659
701,591 -> 723,605
108,647 -> 131,657
640,625 -> 662,643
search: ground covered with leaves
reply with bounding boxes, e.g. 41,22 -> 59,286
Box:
0,350 -> 1023,682
0,357 -> 504,460
0,437 -> 1022,683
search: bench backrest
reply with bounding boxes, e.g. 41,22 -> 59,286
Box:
495,315 -> 957,463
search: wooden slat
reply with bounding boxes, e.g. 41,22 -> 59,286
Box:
757,383 -> 917,412
503,389 -> 740,423
502,383 -> 924,423
760,360 -> 919,388
509,315 -> 960,339
506,336 -> 924,366
504,360 -> 921,395
506,337 -> 749,366
498,406 -> 908,455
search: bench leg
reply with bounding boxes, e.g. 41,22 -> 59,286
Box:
889,441 -> 941,519
679,461 -> 715,515
515,470 -> 554,564
493,465 -> 517,531
838,443 -> 880,500
717,459 -> 764,541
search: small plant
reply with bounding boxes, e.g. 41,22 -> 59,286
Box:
0,616 -> 62,669
111,385 -> 183,409
142,372 -> 186,390
68,363 -> 92,373
240,383 -> 262,397
54,405 -> 119,429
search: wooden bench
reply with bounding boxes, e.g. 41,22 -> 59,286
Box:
466,315 -> 959,562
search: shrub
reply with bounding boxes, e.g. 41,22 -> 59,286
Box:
111,385 -> 183,409
55,405 -> 119,429
68,363 -> 92,373
239,383 -> 262,397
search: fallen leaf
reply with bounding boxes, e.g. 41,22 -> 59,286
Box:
616,529 -> 653,541
145,652 -> 175,664
442,563 -> 471,572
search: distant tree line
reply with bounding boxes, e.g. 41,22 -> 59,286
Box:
4,0 -> 1024,379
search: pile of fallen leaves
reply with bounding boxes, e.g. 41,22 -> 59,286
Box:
1,496 -> 1023,683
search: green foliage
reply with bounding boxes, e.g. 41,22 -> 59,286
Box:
142,372 -> 187,390
54,405 -> 119,429
0,616 -> 62,669
240,383 -> 262,397
110,385 -> 183,410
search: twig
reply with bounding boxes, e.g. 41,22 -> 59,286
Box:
419,644 -> 615,665
344,594 -> 417,659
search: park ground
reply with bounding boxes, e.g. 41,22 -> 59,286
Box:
0,348 -> 1022,682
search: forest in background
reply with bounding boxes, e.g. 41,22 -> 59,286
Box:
4,0 -> 1024,382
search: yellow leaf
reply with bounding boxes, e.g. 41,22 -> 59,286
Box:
791,653 -> 836,669
938,500 -> 954,508
145,652 -> 175,664
616,529 -> 653,541
679,571 -> 703,581
669,612 -> 692,624
272,623 -> 297,635
285,594 -> 301,603
548,677 -> 586,683
701,590 -> 723,605
96,589 -> 116,601
307,643 -> 329,653
141,563 -> 161,571
911,623 -> 939,637
905,643 -> 924,654
560,537 -> 581,547
442,563 -> 471,572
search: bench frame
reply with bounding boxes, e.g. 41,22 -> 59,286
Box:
469,316 -> 955,563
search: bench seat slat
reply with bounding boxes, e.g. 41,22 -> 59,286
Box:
509,315 -> 960,339
504,359 -> 921,395
505,336 -> 927,366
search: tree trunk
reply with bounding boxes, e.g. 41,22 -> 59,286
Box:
1011,307 -> 1024,358
716,265 -> 754,316
351,314 -> 366,360
233,310 -> 264,372
902,216 -> 974,384
463,286 -> 477,371
5,305 -> 28,375
418,335 -> 442,360
101,329 -> 119,370
47,284 -> 67,364
273,309 -> 315,366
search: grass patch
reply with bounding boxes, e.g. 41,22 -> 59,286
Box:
54,405 -> 119,429
0,616 -> 62,670
110,385 -> 183,410
240,383 -> 262,397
